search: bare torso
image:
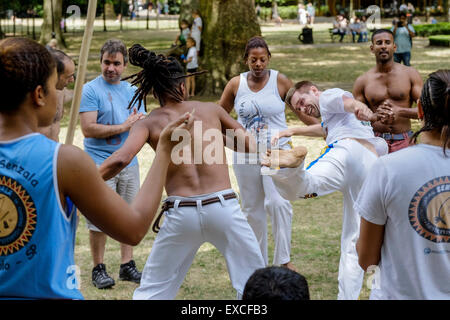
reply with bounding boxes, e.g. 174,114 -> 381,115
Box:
354,63 -> 422,134
144,101 -> 232,197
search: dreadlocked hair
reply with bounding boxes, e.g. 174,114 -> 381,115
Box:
411,69 -> 450,155
124,44 -> 207,110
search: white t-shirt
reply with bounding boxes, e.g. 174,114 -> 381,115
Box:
355,144 -> 450,300
298,8 -> 307,24
191,16 -> 202,38
186,47 -> 198,69
319,88 -> 388,156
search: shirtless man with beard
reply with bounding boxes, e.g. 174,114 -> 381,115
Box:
353,29 -> 423,153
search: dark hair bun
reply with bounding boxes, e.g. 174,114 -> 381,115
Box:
128,44 -> 172,79
128,44 -> 155,68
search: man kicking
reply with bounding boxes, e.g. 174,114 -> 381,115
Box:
353,29 -> 423,153
99,45 -> 265,299
262,81 -> 387,300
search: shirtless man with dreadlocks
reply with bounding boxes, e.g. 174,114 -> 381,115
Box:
98,44 -> 265,300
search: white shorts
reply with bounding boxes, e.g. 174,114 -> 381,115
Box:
86,164 -> 140,232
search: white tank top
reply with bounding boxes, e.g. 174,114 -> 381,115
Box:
234,69 -> 291,150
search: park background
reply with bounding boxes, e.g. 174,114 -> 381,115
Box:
2,0 -> 449,299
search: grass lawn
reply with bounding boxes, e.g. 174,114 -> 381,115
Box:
59,21 -> 450,300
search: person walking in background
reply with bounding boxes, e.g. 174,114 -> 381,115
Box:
164,1 -> 169,16
307,2 -> 315,25
298,3 -> 307,27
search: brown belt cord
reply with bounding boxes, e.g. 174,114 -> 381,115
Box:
151,192 -> 237,233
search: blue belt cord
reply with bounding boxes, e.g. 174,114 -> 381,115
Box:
306,141 -> 337,170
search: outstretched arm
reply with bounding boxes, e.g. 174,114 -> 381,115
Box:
59,112 -> 193,246
271,124 -> 324,146
216,104 -> 257,153
99,120 -> 150,180
343,95 -> 379,122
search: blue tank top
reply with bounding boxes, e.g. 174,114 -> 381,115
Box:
0,133 -> 83,299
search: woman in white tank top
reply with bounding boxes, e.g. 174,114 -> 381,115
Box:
219,37 -> 317,271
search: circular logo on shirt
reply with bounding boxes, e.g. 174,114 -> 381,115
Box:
0,175 -> 37,256
408,176 -> 450,243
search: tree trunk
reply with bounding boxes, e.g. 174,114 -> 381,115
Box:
197,0 -> 260,95
39,0 -> 65,48
447,0 -> 450,22
328,0 -> 336,16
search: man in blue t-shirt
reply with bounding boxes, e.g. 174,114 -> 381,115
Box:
79,39 -> 146,289
391,13 -> 415,66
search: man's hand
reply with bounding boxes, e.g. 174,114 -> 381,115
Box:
354,103 -> 379,122
377,100 -> 400,124
123,108 -> 146,131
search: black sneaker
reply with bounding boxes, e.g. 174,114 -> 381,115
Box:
119,260 -> 141,283
92,263 -> 115,289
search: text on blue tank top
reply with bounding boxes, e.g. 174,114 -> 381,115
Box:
0,134 -> 82,299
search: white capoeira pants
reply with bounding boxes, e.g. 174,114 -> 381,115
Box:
233,162 -> 293,266
267,139 -> 378,300
133,189 -> 265,300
